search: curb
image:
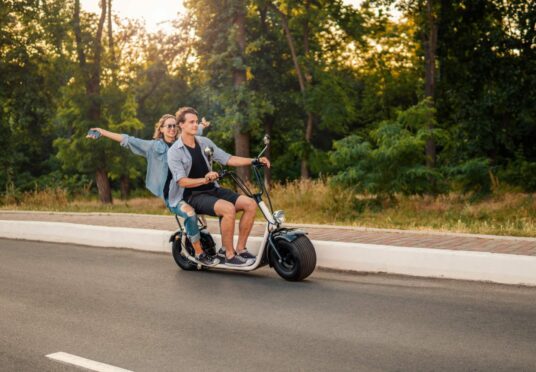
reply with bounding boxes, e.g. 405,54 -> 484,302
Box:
3,210 -> 535,242
1,220 -> 536,286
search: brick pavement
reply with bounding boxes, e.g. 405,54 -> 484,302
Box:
1,211 -> 535,256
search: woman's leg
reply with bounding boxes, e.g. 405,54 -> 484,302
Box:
168,200 -> 203,256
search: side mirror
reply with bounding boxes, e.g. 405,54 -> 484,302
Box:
204,146 -> 214,166
263,134 -> 270,146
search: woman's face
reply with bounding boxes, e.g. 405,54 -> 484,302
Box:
160,118 -> 178,142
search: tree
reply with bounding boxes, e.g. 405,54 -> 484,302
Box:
265,0 -> 364,179
72,0 -> 112,203
0,0 -> 73,196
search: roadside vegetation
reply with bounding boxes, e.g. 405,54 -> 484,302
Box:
2,181 -> 534,237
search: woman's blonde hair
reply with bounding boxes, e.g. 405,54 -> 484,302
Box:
152,114 -> 178,139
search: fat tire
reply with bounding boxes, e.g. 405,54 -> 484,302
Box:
272,235 -> 316,281
171,235 -> 198,271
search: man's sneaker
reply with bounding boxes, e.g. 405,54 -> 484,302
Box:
195,253 -> 220,267
237,249 -> 256,260
217,248 -> 227,261
225,254 -> 253,267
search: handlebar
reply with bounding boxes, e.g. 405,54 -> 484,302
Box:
251,158 -> 265,167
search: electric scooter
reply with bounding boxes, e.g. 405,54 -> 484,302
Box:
169,135 -> 316,281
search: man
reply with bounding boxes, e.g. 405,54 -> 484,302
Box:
167,107 -> 270,267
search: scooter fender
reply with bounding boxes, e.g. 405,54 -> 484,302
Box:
267,228 -> 308,267
169,230 -> 183,243
271,227 -> 307,243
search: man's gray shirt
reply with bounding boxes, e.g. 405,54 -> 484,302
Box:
167,136 -> 232,207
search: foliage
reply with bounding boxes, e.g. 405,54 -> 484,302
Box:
447,158 -> 492,198
329,100 -> 446,197
1,0 -> 535,212
499,158 -> 536,193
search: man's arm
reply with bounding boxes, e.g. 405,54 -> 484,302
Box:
167,146 -> 219,188
178,173 -> 218,188
227,156 -> 271,168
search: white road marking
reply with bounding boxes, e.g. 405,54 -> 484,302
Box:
46,352 -> 133,372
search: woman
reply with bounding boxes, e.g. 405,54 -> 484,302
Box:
87,115 -> 218,266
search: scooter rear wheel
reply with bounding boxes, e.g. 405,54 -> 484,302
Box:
272,236 -> 316,281
171,235 -> 198,271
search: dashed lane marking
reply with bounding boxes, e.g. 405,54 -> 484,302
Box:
46,352 -> 133,372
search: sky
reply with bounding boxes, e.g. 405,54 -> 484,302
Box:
80,0 -> 361,33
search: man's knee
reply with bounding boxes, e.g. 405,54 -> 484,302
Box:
238,196 -> 256,212
215,200 -> 236,218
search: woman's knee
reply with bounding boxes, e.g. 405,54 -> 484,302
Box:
179,202 -> 196,217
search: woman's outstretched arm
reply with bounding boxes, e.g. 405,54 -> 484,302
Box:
86,128 -> 123,142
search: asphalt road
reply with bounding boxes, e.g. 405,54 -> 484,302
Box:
1,238 -> 535,372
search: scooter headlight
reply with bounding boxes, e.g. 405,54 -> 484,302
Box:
273,210 -> 285,224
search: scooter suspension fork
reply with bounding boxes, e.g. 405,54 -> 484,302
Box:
268,235 -> 284,263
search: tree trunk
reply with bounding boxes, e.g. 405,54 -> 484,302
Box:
74,0 -> 112,203
301,112 -> 313,179
424,0 -> 438,168
268,2 -> 313,179
95,168 -> 112,204
120,175 -> 129,200
233,1 -> 250,182
107,0 -> 116,81
263,118 -> 273,190
73,0 -> 86,72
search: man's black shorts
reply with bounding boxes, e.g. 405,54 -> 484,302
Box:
187,188 -> 240,216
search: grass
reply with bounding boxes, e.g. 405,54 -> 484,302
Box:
2,181 -> 535,237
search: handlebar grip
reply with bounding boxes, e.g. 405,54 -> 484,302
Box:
251,158 -> 264,167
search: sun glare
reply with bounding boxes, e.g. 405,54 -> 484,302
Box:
80,0 -> 185,33
80,0 -> 365,34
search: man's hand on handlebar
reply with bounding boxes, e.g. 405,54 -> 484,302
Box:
253,157 -> 271,168
204,171 -> 219,183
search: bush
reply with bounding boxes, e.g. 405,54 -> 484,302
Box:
329,100 -> 447,197
447,158 -> 492,198
500,158 -> 536,192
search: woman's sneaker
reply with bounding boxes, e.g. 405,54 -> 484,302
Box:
195,253 -> 219,267
225,254 -> 253,267
237,249 -> 256,260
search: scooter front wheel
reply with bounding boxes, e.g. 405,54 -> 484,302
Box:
171,235 -> 198,271
271,235 -> 316,281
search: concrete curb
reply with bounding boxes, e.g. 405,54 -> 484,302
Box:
3,210 -> 535,242
1,220 -> 536,286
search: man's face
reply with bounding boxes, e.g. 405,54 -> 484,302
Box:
180,113 -> 199,135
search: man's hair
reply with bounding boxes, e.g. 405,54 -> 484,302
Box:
175,107 -> 198,124
152,114 -> 177,139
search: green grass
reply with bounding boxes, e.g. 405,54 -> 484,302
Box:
2,181 -> 535,237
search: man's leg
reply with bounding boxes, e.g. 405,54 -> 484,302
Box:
234,195 -> 257,252
213,199 -> 236,258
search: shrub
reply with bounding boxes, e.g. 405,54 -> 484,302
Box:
500,158 -> 536,192
447,158 -> 492,198
329,100 -> 447,197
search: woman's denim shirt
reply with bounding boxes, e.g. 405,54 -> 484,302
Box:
120,136 -> 169,199
119,127 -> 204,200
